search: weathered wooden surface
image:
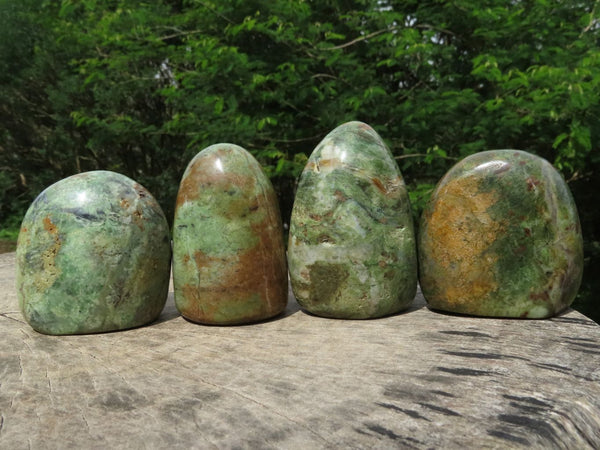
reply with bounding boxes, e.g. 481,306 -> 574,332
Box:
1,251 -> 599,449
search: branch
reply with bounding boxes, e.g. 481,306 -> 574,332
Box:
311,73 -> 338,80
257,133 -> 325,144
394,153 -> 458,161
579,0 -> 600,37
566,170 -> 593,183
321,27 -> 398,51
320,22 -> 455,52
394,153 -> 428,159
158,30 -> 204,41
95,46 -> 109,58
191,0 -> 234,24
310,72 -> 352,88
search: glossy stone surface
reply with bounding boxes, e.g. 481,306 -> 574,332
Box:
173,144 -> 287,325
419,150 -> 584,318
16,171 -> 171,335
288,121 -> 417,319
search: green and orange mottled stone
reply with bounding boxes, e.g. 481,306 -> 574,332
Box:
16,171 -> 171,335
288,121 -> 417,319
419,150 -> 584,318
172,144 -> 287,325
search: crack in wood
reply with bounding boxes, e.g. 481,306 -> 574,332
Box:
0,313 -> 26,324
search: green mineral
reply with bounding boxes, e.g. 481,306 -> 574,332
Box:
172,144 -> 288,325
16,171 -> 171,334
418,150 -> 584,318
288,121 -> 417,319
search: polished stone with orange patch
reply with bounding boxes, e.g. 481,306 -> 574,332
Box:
172,144 -> 287,324
288,121 -> 417,319
16,171 -> 171,334
419,150 -> 583,318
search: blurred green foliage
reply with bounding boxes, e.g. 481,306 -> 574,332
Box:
0,0 -> 598,320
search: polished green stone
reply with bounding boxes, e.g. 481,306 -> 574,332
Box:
288,121 -> 417,319
418,150 -> 584,318
172,144 -> 288,325
16,171 -> 171,335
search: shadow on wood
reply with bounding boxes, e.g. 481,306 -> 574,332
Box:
1,252 -> 599,448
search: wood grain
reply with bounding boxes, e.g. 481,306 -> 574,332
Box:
1,252 -> 599,448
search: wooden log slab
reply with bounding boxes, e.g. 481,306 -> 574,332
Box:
1,251 -> 599,448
